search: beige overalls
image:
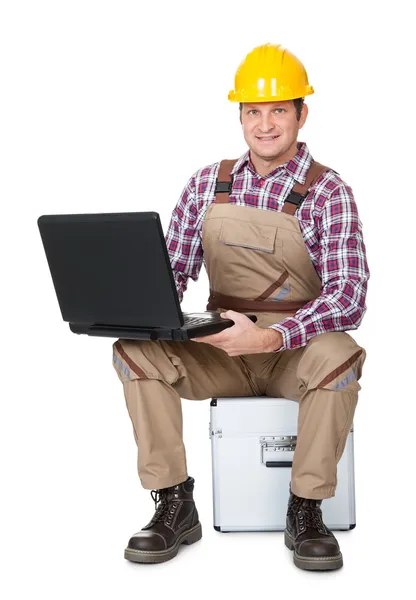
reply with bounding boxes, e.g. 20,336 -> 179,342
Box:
112,159 -> 366,500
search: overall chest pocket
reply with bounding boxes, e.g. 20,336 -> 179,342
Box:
219,220 -> 279,253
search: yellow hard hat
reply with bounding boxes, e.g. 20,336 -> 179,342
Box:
228,43 -> 314,103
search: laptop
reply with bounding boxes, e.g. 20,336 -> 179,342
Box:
37,212 -> 257,341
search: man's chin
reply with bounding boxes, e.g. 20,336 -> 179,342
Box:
254,148 -> 282,161
250,139 -> 282,154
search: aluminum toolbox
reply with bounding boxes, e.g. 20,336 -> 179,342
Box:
209,397 -> 356,532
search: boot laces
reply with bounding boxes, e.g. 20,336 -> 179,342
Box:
300,507 -> 326,531
289,496 -> 328,534
148,486 -> 179,526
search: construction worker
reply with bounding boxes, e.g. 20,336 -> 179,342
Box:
112,43 -> 369,571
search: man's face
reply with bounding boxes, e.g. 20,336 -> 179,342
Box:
240,101 -> 307,163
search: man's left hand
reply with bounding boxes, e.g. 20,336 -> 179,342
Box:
191,310 -> 283,356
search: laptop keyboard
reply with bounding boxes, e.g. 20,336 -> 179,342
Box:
183,315 -> 215,327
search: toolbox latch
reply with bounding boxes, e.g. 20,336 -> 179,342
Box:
260,435 -> 297,467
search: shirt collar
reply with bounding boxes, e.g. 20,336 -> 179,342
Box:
231,142 -> 313,185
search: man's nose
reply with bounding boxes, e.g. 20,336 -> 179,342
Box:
258,114 -> 274,133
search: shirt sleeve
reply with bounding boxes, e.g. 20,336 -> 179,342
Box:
269,183 -> 370,351
164,175 -> 204,303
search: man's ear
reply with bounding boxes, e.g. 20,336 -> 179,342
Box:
299,103 -> 308,129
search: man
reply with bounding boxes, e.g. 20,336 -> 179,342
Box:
112,43 -> 369,571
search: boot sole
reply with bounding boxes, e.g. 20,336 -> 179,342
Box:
124,522 -> 202,564
284,530 -> 343,571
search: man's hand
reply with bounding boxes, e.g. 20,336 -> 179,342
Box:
191,310 -> 283,356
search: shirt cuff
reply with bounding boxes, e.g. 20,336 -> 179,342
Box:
269,318 -> 307,351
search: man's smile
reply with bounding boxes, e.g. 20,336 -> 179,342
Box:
256,135 -> 280,141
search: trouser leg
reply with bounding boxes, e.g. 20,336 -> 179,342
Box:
121,378 -> 188,491
263,332 -> 366,499
112,338 -> 255,490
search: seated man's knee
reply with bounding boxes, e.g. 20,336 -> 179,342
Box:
112,339 -> 180,385
297,332 -> 366,392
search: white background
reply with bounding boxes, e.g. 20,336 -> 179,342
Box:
1,0 -> 415,597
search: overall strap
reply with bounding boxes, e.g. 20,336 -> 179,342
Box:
282,161 -> 331,215
214,159 -> 239,204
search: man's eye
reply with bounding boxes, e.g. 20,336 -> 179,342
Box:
248,110 -> 258,115
275,108 -> 285,114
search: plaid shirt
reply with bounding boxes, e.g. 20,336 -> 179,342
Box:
165,142 -> 369,351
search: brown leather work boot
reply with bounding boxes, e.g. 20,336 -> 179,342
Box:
124,476 -> 202,563
284,490 -> 343,571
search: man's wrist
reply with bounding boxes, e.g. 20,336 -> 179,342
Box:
262,328 -> 283,352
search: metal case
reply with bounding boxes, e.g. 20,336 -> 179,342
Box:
210,397 -> 356,532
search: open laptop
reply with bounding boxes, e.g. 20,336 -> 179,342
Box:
37,212 -> 256,341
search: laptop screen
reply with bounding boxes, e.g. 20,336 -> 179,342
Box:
38,212 -> 183,328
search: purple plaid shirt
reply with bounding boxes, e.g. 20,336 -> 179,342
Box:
165,142 -> 369,351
